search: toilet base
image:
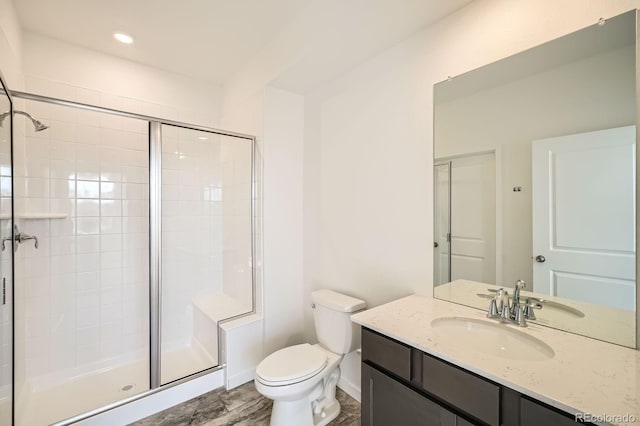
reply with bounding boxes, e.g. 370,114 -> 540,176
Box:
264,366 -> 342,426
311,366 -> 341,425
312,399 -> 340,426
270,398 -> 315,426
269,394 -> 341,426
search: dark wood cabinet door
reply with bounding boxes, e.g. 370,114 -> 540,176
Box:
362,363 -> 457,426
520,397 -> 584,426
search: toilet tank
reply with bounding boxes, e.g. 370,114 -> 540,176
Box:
312,289 -> 366,354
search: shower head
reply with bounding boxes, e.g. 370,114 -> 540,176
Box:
0,110 -> 49,132
31,118 -> 49,132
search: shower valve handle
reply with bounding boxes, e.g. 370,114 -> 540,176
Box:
0,236 -> 11,252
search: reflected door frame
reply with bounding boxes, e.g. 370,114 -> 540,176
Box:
434,161 -> 451,285
435,152 -> 497,285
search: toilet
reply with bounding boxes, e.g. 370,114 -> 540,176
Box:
255,289 -> 366,426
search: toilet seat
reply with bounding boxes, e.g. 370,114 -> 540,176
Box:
256,343 -> 328,386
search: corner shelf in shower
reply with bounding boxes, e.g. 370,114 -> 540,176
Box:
0,213 -> 68,220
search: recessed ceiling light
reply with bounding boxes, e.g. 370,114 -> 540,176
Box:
198,136 -> 208,140
114,32 -> 134,44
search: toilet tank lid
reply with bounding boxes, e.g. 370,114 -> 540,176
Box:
312,289 -> 366,312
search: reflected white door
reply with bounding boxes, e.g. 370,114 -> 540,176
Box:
532,126 -> 636,310
434,163 -> 451,285
450,153 -> 496,284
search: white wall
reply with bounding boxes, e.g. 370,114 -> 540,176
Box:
0,0 -> 23,88
23,33 -> 222,127
302,31 -> 434,399
261,87 -> 305,356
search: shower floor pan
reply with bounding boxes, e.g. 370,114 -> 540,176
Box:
16,344 -> 214,426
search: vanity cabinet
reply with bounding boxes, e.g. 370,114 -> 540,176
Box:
361,328 -> 592,426
362,363 -> 460,426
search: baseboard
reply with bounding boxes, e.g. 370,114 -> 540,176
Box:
338,376 -> 361,403
226,367 -> 256,390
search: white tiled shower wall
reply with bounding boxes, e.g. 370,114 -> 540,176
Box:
15,87 -> 150,387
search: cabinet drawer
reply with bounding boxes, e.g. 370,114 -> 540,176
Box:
422,353 -> 500,426
520,397 -> 585,426
362,328 -> 411,381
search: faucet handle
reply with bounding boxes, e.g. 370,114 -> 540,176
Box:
514,305 -> 527,327
500,302 -> 511,321
515,280 -> 526,290
486,299 -> 500,318
522,298 -> 542,320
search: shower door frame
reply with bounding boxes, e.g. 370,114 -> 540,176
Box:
0,69 -> 16,426
9,90 -> 258,425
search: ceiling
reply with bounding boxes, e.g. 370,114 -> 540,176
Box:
14,0 -> 473,87
14,0 -> 313,84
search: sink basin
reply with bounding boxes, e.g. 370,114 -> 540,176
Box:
431,317 -> 554,362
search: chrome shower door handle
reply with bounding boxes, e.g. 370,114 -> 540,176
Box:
2,224 -> 39,252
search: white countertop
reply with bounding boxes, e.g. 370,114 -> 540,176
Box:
351,294 -> 640,426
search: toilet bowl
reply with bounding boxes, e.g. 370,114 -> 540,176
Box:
255,344 -> 342,425
255,289 -> 366,426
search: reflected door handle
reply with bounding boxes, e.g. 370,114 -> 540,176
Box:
535,255 -> 546,263
434,242 -> 439,248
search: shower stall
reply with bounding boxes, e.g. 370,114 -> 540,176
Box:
0,73 -> 256,425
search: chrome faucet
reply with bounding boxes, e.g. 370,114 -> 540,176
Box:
510,280 -> 526,319
486,280 -> 533,327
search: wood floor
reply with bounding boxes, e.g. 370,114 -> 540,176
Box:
131,381 -> 361,425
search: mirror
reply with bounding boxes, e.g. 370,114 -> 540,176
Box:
433,10 -> 637,348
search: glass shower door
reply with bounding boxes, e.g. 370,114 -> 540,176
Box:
0,76 -> 14,426
159,124 -> 253,384
15,99 -> 150,425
